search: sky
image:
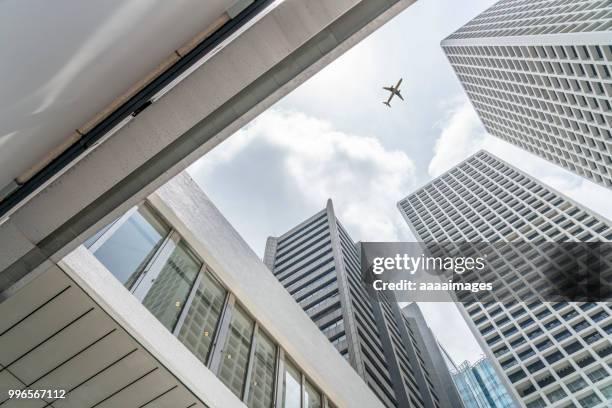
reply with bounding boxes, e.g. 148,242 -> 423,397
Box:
187,0 -> 612,365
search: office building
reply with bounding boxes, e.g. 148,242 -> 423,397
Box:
402,304 -> 465,408
398,150 -> 612,407
0,173 -> 385,408
264,200 -> 456,408
452,358 -> 515,408
442,0 -> 612,188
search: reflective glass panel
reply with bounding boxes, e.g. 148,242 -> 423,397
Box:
282,359 -> 301,408
219,305 -> 254,398
304,379 -> 322,408
247,330 -> 277,408
178,271 -> 227,365
142,241 -> 200,330
90,205 -> 169,288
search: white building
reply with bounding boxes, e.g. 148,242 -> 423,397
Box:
398,150 -> 612,408
442,0 -> 612,188
0,172 -> 384,408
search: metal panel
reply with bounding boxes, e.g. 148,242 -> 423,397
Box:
8,308 -> 116,385
0,286 -> 92,365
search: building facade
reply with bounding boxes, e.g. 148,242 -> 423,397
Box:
264,200 -> 456,408
0,173 -> 386,408
402,304 -> 466,408
452,358 -> 515,408
398,150 -> 612,408
442,0 -> 612,188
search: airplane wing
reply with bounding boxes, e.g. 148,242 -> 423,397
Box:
383,86 -> 394,92
397,90 -> 404,101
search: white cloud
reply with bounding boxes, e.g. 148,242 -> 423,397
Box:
191,109 -> 417,242
429,97 -> 612,222
428,98 -> 486,177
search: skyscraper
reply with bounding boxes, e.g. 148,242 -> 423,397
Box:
398,150 -> 612,408
402,304 -> 466,408
442,0 -> 612,189
264,200 -> 456,408
451,358 -> 515,408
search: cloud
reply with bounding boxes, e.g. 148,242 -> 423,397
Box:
190,109 -> 417,243
428,98 -> 486,177
429,97 -> 612,222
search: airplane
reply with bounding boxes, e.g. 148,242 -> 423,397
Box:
382,78 -> 403,107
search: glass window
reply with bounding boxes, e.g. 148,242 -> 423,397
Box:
89,205 -> 169,288
566,377 -> 588,392
304,379 -> 322,408
247,330 -> 277,408
178,271 -> 227,365
219,305 -> 255,398
141,241 -> 200,331
282,359 -> 302,408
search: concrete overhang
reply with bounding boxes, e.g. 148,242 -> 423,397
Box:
0,0 -> 417,293
0,0 -> 254,197
0,260 -> 243,408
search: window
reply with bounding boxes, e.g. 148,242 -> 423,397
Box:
526,359 -> 545,374
87,205 -> 169,288
218,305 -> 255,398
564,341 -> 583,355
546,387 -> 566,403
578,393 -> 601,408
554,330 -> 571,342
247,330 -> 278,408
566,377 -> 588,393
545,351 -> 564,364
282,359 -> 302,408
178,271 -> 227,365
304,379 -> 322,408
508,369 -> 526,383
526,398 -> 546,408
586,366 -> 608,383
141,241 -> 200,331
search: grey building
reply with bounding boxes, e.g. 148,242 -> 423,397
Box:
402,304 -> 465,408
398,150 -> 612,408
442,0 -> 612,189
264,200 -> 454,408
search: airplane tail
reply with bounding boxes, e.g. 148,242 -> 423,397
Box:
383,101 -> 391,107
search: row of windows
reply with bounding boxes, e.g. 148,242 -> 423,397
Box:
477,101 -> 612,187
479,109 -> 612,187
275,212 -> 327,253
400,153 -> 612,246
445,44 -> 612,64
445,0 -> 612,39
462,84 -> 612,162
86,203 -> 337,408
